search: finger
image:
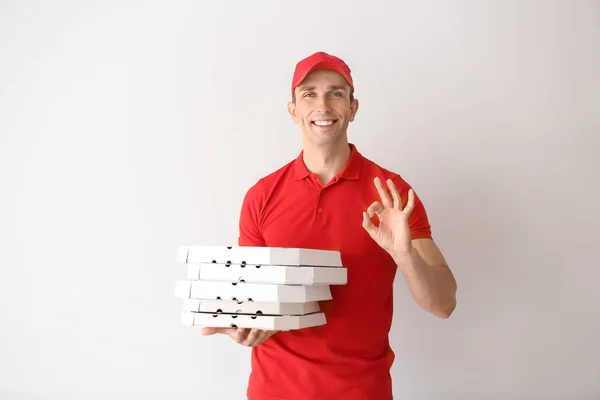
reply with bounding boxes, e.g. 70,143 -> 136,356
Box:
251,330 -> 277,347
374,177 -> 393,208
231,328 -> 251,343
244,329 -> 261,347
366,201 -> 384,218
362,211 -> 378,237
386,179 -> 402,210
201,327 -> 237,336
404,189 -> 415,215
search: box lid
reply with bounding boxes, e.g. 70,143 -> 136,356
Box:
182,298 -> 320,315
174,280 -> 332,303
181,310 -> 326,331
177,245 -> 342,267
186,263 -> 347,285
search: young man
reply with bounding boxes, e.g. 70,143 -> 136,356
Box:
202,51 -> 458,400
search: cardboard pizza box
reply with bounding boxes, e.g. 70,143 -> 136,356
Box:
180,310 -> 326,331
174,280 -> 332,303
186,262 -> 347,285
182,298 -> 320,315
177,245 -> 342,267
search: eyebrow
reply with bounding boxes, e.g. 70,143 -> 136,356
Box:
298,85 -> 347,92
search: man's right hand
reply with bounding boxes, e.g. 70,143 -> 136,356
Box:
201,327 -> 278,347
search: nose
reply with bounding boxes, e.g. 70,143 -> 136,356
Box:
315,95 -> 333,112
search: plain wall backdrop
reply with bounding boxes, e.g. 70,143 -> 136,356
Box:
1,1 -> 599,399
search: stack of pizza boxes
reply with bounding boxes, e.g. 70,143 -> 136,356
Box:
174,245 -> 347,331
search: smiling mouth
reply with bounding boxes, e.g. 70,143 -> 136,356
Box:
311,120 -> 338,127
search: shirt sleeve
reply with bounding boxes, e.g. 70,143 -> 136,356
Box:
237,184 -> 266,247
393,176 -> 432,240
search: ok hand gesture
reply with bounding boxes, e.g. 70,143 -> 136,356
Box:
362,177 -> 415,257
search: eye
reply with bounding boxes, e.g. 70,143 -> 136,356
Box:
330,92 -> 342,97
303,92 -> 315,98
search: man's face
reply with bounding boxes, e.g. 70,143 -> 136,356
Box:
288,69 -> 359,146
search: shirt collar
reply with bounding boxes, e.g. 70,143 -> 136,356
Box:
293,143 -> 363,181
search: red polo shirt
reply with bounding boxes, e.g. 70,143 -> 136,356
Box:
238,144 -> 432,400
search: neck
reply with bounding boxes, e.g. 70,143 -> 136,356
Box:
301,139 -> 352,185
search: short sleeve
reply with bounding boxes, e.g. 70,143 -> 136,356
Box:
237,185 -> 266,247
393,176 -> 432,240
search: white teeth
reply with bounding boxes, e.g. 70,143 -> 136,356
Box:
313,120 -> 334,126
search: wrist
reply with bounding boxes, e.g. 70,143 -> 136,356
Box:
390,245 -> 417,266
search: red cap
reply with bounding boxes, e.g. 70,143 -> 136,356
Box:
291,51 -> 354,98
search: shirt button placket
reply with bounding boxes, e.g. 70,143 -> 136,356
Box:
317,181 -> 325,214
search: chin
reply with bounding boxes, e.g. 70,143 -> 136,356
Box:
304,133 -> 344,146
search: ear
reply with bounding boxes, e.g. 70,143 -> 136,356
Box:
287,101 -> 299,124
349,98 -> 359,122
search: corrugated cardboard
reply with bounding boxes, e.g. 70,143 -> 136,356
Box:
181,310 -> 326,330
174,280 -> 332,303
186,262 -> 347,285
177,245 -> 342,267
182,298 -> 320,315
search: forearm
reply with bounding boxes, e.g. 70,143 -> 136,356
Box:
392,246 -> 457,318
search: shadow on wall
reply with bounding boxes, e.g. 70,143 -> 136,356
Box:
387,161 -> 527,392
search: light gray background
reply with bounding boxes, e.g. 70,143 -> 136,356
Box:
1,1 -> 599,399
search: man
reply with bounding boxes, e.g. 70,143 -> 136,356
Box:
202,51 -> 458,400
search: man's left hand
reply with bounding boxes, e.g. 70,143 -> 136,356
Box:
201,327 -> 277,347
362,177 -> 414,257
